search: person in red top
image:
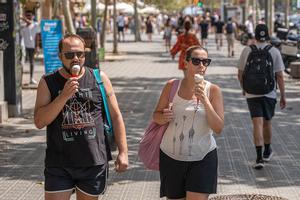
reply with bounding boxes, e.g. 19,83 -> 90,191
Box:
171,18 -> 200,70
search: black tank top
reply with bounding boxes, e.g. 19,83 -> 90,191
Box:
44,68 -> 107,167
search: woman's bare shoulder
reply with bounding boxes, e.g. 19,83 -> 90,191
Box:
209,83 -> 222,96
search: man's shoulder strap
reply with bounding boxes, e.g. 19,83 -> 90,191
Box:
249,44 -> 258,51
263,44 -> 273,51
93,68 -> 102,84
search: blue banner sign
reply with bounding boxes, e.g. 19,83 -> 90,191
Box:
41,20 -> 62,74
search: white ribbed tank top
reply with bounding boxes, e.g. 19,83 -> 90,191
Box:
160,80 -> 217,161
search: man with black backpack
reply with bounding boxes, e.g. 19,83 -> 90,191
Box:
237,24 -> 286,170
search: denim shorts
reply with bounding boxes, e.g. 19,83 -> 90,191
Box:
44,164 -> 107,196
246,97 -> 277,120
159,149 -> 218,199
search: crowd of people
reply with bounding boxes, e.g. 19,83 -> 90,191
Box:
21,10 -> 249,85
19,6 -> 287,199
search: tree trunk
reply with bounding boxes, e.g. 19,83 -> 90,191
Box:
91,0 -> 97,30
100,0 -> 109,48
134,0 -> 141,42
113,0 -> 118,54
285,0 -> 290,28
62,0 -> 75,34
41,0 -> 52,19
52,0 -> 60,19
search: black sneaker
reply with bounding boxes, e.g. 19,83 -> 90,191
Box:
253,159 -> 264,170
263,149 -> 273,162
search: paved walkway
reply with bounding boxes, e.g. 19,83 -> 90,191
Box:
0,33 -> 300,200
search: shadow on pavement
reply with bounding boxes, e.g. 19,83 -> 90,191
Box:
1,75 -> 300,193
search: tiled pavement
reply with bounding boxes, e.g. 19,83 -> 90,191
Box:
0,33 -> 300,200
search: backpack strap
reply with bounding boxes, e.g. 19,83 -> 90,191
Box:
168,79 -> 180,103
249,44 -> 258,52
263,44 -> 273,51
93,68 -> 113,136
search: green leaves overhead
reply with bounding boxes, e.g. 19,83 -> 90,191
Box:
144,0 -> 186,11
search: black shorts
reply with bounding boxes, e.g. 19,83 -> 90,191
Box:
118,26 -> 124,32
159,149 -> 218,199
25,48 -> 35,64
201,32 -> 208,39
246,97 -> 277,120
44,164 -> 107,196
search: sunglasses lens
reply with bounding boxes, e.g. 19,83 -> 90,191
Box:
76,52 -> 84,58
64,52 -> 74,59
202,60 -> 208,66
64,52 -> 84,59
192,58 -> 201,65
191,58 -> 211,66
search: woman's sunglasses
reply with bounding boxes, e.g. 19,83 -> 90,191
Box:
190,57 -> 211,67
63,51 -> 85,59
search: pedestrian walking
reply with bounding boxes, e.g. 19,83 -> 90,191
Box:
117,12 -> 125,42
145,16 -> 153,42
274,14 -> 284,33
163,18 -> 172,52
237,24 -> 286,170
154,45 -> 224,200
245,15 -> 255,45
34,34 -> 128,200
198,16 -> 210,47
171,19 -> 200,70
20,10 -> 40,84
225,17 -> 236,57
96,17 -> 102,48
214,16 -> 225,50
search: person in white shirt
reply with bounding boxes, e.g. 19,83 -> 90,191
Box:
237,24 -> 286,170
244,15 -> 256,45
20,10 -> 40,84
245,15 -> 254,35
117,13 -> 125,42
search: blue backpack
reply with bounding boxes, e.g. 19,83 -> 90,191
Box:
226,23 -> 234,34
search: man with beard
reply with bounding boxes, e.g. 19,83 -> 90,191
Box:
34,34 -> 128,200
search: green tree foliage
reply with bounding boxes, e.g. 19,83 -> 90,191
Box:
144,0 -> 187,11
20,0 -> 26,4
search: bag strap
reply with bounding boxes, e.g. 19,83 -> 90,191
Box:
168,79 -> 180,103
263,44 -> 273,51
249,44 -> 258,52
93,68 -> 113,136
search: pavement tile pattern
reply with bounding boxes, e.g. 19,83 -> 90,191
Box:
1,33 -> 300,200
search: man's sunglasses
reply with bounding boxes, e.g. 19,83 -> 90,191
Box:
190,57 -> 211,67
63,51 -> 85,59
